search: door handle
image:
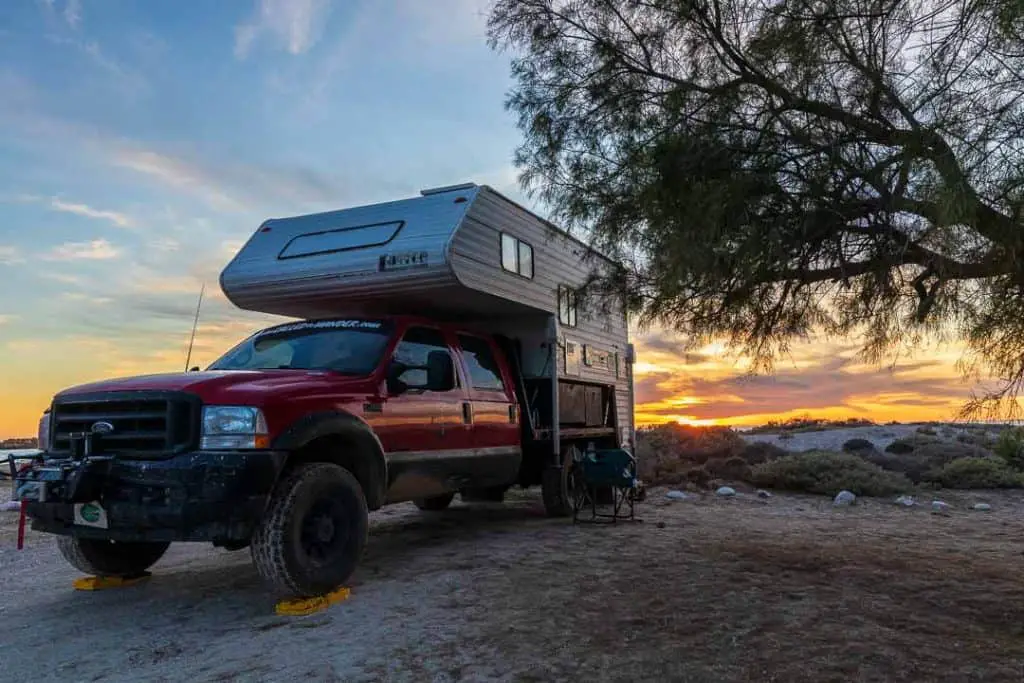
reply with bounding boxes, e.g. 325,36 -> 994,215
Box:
462,402 -> 473,424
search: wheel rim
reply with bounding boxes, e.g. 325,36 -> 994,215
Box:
299,497 -> 350,566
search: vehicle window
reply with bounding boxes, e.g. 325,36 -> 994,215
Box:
208,319 -> 391,374
500,232 -> 534,278
391,327 -> 457,390
458,335 -> 505,391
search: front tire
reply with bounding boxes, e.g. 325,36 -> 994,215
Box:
57,536 -> 169,577
251,462 -> 368,597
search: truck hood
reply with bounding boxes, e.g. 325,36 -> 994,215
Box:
54,370 -> 375,403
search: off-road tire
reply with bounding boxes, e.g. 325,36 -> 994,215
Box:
57,536 -> 169,577
413,493 -> 456,511
251,462 -> 368,597
542,445 -> 580,517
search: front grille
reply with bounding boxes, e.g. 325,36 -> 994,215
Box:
50,391 -> 200,458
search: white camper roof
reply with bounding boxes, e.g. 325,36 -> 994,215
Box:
219,183 -> 614,321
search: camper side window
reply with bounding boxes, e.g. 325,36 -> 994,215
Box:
500,232 -> 534,278
558,285 -> 578,327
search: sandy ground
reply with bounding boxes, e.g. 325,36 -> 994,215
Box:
4,483 -> 1024,682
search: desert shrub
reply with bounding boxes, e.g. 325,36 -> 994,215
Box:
857,442 -> 987,483
994,428 -> 1024,470
705,456 -> 753,483
684,465 -> 713,489
778,432 -> 794,440
739,441 -> 788,466
927,458 -> 1024,489
842,438 -> 875,453
751,451 -> 913,497
916,425 -> 938,436
885,439 -> 916,454
635,424 -> 745,484
957,429 -> 997,450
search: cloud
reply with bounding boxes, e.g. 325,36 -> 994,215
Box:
50,198 -> 134,228
0,315 -> 13,326
110,145 -> 344,212
234,0 -> 332,59
64,0 -> 81,29
0,246 -> 25,265
61,292 -> 113,305
43,239 -> 121,261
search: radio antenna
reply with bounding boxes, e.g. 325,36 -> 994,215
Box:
184,282 -> 205,371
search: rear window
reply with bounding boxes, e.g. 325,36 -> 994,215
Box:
458,335 -> 506,391
278,221 -> 404,259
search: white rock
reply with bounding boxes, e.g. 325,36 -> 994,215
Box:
715,486 -> 737,497
894,495 -> 916,507
833,490 -> 856,506
665,490 -> 688,501
931,500 -> 951,514
0,500 -> 21,512
972,503 -> 992,512
756,489 -> 772,499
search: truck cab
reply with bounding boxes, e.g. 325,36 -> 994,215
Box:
14,183 -> 636,598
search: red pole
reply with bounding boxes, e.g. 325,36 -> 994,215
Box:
16,500 -> 26,550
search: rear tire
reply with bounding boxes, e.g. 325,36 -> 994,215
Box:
542,444 -> 581,517
57,536 -> 169,577
251,462 -> 368,597
413,492 -> 455,511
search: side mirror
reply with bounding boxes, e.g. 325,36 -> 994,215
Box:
425,350 -> 455,392
189,366 -> 200,372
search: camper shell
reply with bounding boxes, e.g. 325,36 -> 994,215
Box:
221,182 -> 637,458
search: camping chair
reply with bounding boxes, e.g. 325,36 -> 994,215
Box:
571,446 -> 641,524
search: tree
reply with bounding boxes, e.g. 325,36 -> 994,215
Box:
487,0 -> 1024,416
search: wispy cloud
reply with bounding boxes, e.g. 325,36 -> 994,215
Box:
0,315 -> 14,326
234,0 -> 332,59
43,239 -> 121,261
63,0 -> 81,29
110,145 -> 343,212
0,246 -> 25,265
62,292 -> 113,305
50,198 -> 134,228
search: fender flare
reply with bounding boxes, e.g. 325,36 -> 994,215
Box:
273,411 -> 388,510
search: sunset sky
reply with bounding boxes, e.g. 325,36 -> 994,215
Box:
0,0 -> 982,438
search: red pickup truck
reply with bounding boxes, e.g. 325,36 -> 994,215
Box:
15,183 -> 636,598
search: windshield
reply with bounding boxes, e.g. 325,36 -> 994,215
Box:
208,319 -> 393,374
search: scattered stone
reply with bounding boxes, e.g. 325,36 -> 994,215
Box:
931,500 -> 951,514
894,495 -> 916,507
715,486 -> 737,497
972,503 -> 992,512
833,490 -> 856,507
756,489 -> 772,499
665,490 -> 688,501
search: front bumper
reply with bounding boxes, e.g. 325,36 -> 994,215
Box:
13,450 -> 287,543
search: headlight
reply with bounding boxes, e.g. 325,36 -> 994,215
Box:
200,406 -> 269,450
37,410 -> 51,452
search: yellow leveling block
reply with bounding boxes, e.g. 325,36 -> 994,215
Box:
275,586 -> 351,616
72,572 -> 152,591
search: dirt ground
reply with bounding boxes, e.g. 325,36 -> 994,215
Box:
3,488 -> 1024,683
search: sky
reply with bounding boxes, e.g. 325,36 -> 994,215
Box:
0,0 -> 982,438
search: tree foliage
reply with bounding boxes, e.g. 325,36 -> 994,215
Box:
487,0 -> 1024,415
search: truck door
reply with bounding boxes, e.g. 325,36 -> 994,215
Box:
455,333 -> 522,487
375,325 -> 473,501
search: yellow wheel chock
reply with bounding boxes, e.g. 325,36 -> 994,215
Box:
275,586 -> 351,616
72,572 -> 152,591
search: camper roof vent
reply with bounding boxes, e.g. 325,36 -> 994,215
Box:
420,182 -> 477,196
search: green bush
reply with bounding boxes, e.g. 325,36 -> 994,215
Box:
751,451 -> 913,497
927,457 -> 1024,489
994,428 -> 1024,470
859,441 -> 990,483
916,425 -> 938,436
739,441 -> 789,465
705,456 -> 753,483
842,438 -> 876,453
